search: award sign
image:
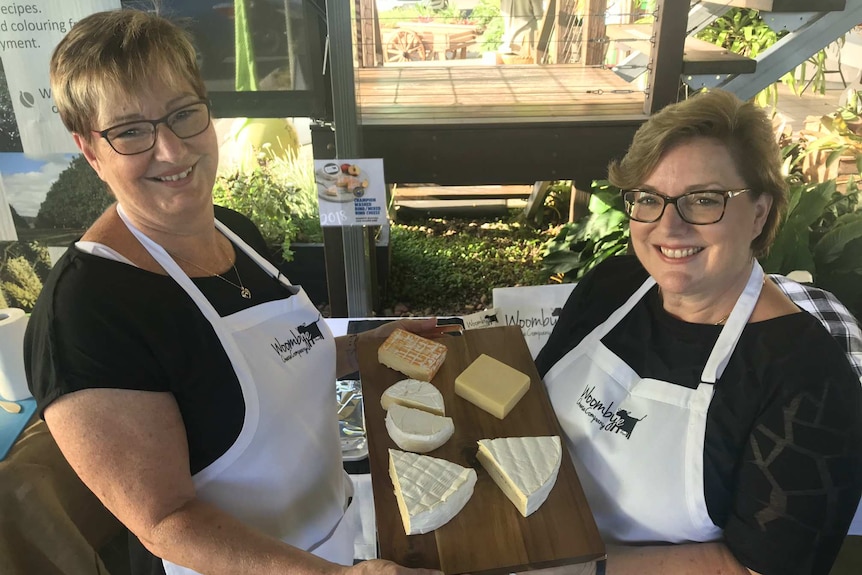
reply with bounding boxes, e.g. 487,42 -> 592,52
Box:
313,158 -> 387,227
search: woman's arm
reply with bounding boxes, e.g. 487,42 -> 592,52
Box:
45,387 -> 438,575
605,542 -> 759,575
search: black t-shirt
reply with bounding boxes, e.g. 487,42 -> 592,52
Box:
24,206 -> 293,575
535,255 -> 862,575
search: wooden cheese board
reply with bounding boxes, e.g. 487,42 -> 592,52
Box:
357,325 -> 605,574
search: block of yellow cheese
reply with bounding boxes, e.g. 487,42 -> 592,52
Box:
378,328 -> 447,382
454,354 -> 530,419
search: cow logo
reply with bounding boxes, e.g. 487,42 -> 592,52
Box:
297,318 -> 325,343
270,315 -> 326,363
614,409 -> 647,439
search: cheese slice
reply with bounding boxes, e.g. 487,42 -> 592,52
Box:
477,436 -> 562,517
381,379 -> 445,416
388,449 -> 477,535
386,404 -> 454,453
378,328 -> 447,382
454,354 -> 530,419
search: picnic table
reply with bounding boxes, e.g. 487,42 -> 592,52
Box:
384,21 -> 479,62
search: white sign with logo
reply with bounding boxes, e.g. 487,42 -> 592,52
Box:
0,0 -> 120,155
492,283 -> 577,359
313,158 -> 387,227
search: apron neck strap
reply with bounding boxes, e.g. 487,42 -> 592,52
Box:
701,260 -> 765,383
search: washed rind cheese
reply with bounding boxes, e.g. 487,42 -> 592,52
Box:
381,379 -> 446,416
385,404 -> 454,453
388,449 -> 477,535
454,353 -> 530,419
378,328 -> 447,382
477,436 -> 562,517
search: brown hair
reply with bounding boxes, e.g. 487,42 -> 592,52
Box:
49,9 -> 205,137
608,90 -> 787,255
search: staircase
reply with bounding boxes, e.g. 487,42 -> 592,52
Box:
635,0 -> 862,99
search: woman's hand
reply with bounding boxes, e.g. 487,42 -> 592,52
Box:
346,559 -> 443,575
364,318 -> 441,341
336,318 -> 449,378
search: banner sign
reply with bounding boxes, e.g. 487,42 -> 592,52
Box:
313,158 -> 388,227
0,0 -> 120,154
493,283 -> 577,358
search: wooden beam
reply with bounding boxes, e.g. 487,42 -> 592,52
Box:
362,120 -> 644,186
525,181 -> 552,219
711,0 -> 846,11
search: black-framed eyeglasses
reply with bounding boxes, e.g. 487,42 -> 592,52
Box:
93,99 -> 211,155
621,188 -> 751,225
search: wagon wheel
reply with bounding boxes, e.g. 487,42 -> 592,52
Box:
385,30 -> 428,62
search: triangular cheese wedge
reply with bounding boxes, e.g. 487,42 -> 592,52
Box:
388,449 -> 477,535
385,404 -> 454,453
477,436 -> 562,517
381,379 -> 445,415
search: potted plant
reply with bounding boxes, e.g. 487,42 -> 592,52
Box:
797,88 -> 862,193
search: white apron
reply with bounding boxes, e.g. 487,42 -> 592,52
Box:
544,261 -> 764,544
116,206 -> 356,574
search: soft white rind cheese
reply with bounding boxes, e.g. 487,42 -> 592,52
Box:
381,379 -> 445,415
389,449 -> 477,535
385,404 -> 454,453
477,436 -> 562,517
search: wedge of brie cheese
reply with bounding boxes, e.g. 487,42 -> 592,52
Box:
380,379 -> 445,416
477,436 -> 562,517
389,449 -> 477,535
385,404 -> 454,453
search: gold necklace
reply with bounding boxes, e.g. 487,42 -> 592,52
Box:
169,248 -> 252,299
658,275 -> 767,326
658,286 -> 731,326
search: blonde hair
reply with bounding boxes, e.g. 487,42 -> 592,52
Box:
50,9 -> 206,137
608,90 -> 787,255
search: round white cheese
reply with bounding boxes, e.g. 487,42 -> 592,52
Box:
385,404 -> 454,453
380,378 -> 445,415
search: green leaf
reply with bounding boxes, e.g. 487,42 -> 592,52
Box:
813,218 -> 862,264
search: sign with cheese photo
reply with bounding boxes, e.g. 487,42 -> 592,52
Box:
313,158 -> 387,227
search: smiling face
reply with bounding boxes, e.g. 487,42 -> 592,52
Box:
73,79 -> 218,234
630,137 -> 772,304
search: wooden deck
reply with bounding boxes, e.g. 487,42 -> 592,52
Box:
355,64 -> 647,125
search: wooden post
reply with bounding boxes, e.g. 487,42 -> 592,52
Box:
582,0 -> 608,66
356,0 -> 378,67
569,183 -> 591,222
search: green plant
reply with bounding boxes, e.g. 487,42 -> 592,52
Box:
761,178 -> 862,317
539,181 -> 630,282
0,242 -> 52,312
212,149 -> 320,261
35,155 -> 113,229
471,0 -> 503,51
696,9 -> 789,107
386,215 -> 549,314
794,89 -> 862,186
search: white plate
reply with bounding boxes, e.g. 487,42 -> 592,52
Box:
317,182 -> 358,203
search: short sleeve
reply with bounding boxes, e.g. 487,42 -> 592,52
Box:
723,327 -> 862,575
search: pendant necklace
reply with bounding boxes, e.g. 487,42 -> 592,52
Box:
658,286 -> 730,326
169,246 -> 252,299
658,274 -> 766,326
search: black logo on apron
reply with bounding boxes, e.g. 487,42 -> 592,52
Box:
577,385 -> 647,439
270,316 -> 325,363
